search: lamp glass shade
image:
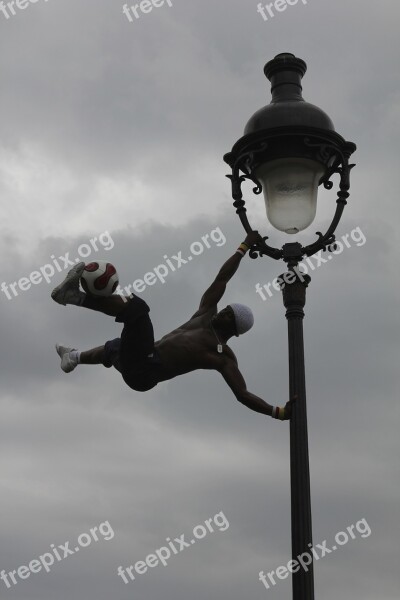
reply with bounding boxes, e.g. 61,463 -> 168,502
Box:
255,158 -> 326,234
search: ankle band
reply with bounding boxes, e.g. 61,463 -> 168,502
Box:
69,350 -> 80,364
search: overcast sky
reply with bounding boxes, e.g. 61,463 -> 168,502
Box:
1,0 -> 399,599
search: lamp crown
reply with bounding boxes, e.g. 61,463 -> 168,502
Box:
264,53 -> 307,103
244,52 -> 335,134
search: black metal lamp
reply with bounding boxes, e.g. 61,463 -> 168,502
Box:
224,52 -> 356,266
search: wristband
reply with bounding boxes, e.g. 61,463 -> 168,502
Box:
272,406 -> 285,420
236,242 -> 249,256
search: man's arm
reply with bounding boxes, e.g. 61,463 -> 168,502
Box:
218,356 -> 292,420
192,231 -> 263,318
197,252 -> 242,312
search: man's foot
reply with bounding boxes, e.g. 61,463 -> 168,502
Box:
51,262 -> 86,306
56,344 -> 79,373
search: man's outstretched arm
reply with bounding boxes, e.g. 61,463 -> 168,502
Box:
194,231 -> 263,315
219,357 -> 293,420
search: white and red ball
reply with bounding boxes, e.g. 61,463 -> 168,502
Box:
80,261 -> 119,296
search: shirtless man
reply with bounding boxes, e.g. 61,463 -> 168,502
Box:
51,231 -> 292,420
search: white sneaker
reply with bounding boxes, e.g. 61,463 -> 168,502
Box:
56,344 -> 78,373
51,262 -> 86,306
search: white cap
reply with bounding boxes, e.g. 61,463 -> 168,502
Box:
229,303 -> 254,336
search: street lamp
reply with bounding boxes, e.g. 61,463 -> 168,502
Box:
224,53 -> 356,600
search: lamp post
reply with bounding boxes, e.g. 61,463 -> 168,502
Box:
224,53 -> 356,600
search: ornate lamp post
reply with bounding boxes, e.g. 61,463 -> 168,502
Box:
224,53 -> 356,600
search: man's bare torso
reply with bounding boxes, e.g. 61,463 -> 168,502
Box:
153,307 -> 233,382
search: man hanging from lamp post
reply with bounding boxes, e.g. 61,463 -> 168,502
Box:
51,230 -> 294,421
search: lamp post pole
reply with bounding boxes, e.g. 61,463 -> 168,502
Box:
223,53 -> 356,600
281,267 -> 313,599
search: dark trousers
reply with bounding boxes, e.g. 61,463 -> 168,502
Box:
103,296 -> 162,392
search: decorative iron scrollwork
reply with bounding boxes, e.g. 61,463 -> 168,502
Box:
224,132 -> 356,266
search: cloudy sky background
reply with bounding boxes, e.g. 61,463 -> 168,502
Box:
1,0 -> 399,598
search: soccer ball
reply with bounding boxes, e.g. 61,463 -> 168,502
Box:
80,261 -> 119,296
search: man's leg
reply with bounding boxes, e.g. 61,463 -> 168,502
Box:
81,294 -> 128,317
80,345 -> 105,364
52,264 -> 155,382
56,340 -> 123,373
